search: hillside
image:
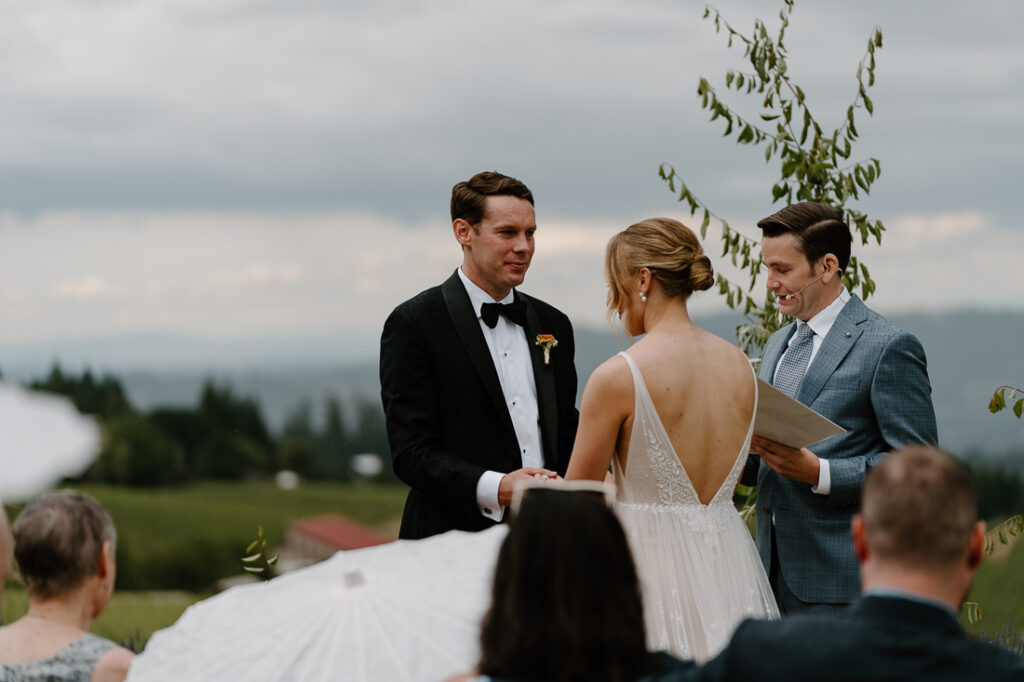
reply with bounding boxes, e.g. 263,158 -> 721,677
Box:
108,308 -> 1023,458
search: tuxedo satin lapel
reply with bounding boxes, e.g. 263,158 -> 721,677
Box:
441,273 -> 514,432
522,293 -> 559,467
797,295 -> 868,405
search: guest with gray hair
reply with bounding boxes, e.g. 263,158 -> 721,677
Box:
0,490 -> 134,681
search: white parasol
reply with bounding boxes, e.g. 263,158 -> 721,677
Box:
127,525 -> 508,682
0,381 -> 101,501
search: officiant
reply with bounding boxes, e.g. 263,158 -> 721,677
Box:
744,202 -> 937,613
379,171 -> 580,539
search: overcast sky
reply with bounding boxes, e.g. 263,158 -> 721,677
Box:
0,0 -> 1021,368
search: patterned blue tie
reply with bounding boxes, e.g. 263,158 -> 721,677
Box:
774,323 -> 815,398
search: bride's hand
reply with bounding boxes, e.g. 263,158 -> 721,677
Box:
498,468 -> 558,506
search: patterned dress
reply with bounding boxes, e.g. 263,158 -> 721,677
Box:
1,633 -> 117,682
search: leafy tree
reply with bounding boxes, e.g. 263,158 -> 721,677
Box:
659,0 -> 884,354
198,382 -> 274,452
277,400 -> 319,477
31,364 -> 133,419
315,396 -> 351,480
88,413 -> 185,486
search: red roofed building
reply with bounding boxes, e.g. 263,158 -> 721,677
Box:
283,515 -> 392,568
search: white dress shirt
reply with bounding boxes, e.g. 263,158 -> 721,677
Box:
457,268 -> 544,522
773,288 -> 851,495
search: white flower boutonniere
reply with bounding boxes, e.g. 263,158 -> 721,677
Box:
535,334 -> 558,365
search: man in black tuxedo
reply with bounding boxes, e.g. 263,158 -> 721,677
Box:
689,446 -> 1024,681
380,171 -> 579,539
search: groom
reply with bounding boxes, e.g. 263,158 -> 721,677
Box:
745,202 -> 937,613
380,171 -> 579,540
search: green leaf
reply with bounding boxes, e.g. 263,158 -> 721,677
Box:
1014,398 -> 1024,419
245,540 -> 259,554
700,210 -> 710,238
863,92 -> 874,115
243,566 -> 264,574
738,125 -> 755,143
242,553 -> 262,563
990,388 -> 1006,413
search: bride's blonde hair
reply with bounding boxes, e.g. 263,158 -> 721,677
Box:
605,217 -> 714,327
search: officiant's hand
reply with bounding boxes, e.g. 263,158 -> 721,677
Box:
750,436 -> 820,485
498,468 -> 559,507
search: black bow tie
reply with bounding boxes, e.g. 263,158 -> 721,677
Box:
481,299 -> 527,328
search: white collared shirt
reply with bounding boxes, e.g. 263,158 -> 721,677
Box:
457,268 -> 544,522
773,288 -> 851,495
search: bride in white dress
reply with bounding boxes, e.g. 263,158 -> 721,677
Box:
566,217 -> 778,662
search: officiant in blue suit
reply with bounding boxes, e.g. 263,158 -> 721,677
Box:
744,202 -> 937,613
380,172 -> 579,540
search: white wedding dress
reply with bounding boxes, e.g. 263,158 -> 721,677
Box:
613,352 -> 779,663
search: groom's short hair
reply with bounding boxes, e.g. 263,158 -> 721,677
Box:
862,446 -> 978,569
757,202 -> 852,271
451,171 -> 534,227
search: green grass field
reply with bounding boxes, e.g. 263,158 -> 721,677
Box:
4,481 -> 408,591
4,482 -> 1021,652
964,531 -> 1024,644
1,587 -> 200,651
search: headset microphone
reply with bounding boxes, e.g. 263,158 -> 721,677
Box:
780,270 -> 825,301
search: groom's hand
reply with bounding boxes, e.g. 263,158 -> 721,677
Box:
750,436 -> 820,485
498,468 -> 559,507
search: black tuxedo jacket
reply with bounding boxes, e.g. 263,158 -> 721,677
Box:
380,270 -> 579,539
691,595 -> 1024,682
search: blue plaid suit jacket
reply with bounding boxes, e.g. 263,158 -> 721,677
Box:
746,294 -> 937,604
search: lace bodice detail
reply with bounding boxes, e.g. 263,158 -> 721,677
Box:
609,351 -> 777,662
613,351 -> 757,514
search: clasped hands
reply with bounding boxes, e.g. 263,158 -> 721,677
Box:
750,435 -> 820,486
497,467 -> 560,507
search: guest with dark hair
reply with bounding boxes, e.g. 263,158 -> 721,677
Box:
448,483 -> 693,682
690,446 -> 1024,682
0,490 -> 134,681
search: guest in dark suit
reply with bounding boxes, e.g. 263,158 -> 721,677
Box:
380,171 -> 579,539
692,446 -> 1024,682
745,202 -> 937,612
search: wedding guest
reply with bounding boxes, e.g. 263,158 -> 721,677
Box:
447,483 -> 694,682
380,171 -> 579,539
0,490 -> 135,681
746,202 -> 937,612
690,446 -> 1024,682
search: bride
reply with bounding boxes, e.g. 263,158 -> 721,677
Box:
566,217 -> 778,662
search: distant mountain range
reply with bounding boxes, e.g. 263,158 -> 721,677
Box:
3,309 -> 1022,458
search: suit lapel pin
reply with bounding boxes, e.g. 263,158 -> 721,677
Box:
535,334 -> 558,365
845,332 -> 852,338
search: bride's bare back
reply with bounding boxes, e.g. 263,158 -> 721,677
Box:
566,319 -> 755,506
615,325 -> 755,505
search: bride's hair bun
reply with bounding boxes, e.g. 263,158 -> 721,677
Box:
688,254 -> 714,293
605,218 -> 714,315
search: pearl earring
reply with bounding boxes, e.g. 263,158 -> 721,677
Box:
640,292 -> 647,303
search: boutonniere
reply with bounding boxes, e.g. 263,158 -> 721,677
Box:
535,334 -> 558,365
